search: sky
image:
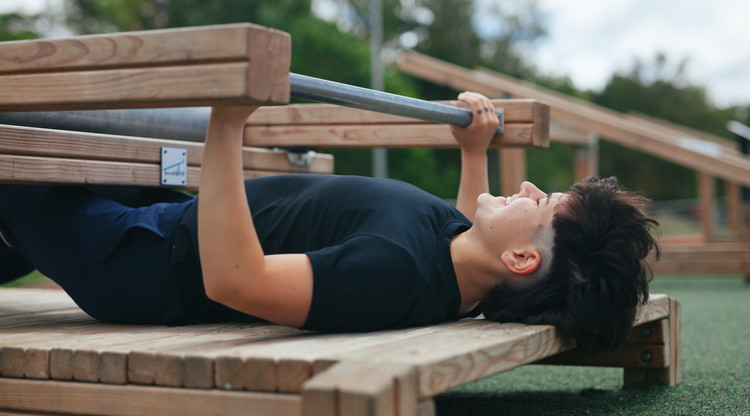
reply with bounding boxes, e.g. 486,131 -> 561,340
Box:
2,0 -> 748,107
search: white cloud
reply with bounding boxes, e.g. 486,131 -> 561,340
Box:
531,0 -> 750,106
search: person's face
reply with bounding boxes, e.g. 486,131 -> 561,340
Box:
474,181 -> 566,251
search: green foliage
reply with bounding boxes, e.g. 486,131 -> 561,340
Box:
0,12 -> 39,41
590,53 -> 742,200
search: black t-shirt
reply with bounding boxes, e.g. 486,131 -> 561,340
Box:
167,174 -> 475,331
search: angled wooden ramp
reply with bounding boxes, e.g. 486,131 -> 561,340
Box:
0,288 -> 681,416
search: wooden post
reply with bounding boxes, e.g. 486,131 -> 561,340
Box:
574,133 -> 599,180
697,172 -> 716,241
302,361 -> 418,416
725,181 -> 743,241
500,148 -> 526,196
623,298 -> 682,387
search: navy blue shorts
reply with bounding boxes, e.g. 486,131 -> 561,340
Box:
0,185 -> 193,323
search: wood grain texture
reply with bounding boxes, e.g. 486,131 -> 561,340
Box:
249,100 -> 544,125
243,122 -> 542,148
0,288 -> 680,413
0,124 -> 334,172
0,153 -> 327,189
0,24 -> 290,110
0,378 -> 301,416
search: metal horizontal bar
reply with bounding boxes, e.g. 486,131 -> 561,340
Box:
0,108 -> 211,142
290,73 -> 504,135
0,73 -> 504,140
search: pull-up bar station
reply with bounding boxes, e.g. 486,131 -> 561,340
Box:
0,73 -> 504,141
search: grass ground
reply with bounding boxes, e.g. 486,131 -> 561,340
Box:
436,275 -> 750,415
3,274 -> 748,414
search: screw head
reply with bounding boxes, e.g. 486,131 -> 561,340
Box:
639,326 -> 652,339
640,350 -> 653,364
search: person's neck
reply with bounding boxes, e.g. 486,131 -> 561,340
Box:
450,229 -> 506,315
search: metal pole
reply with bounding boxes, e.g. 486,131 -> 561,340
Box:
370,0 -> 388,178
0,108 -> 211,142
0,74 -> 505,140
290,73 -> 504,135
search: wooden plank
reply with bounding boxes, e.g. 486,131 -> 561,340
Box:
397,52 -> 750,187
0,378 -> 301,416
537,319 -> 668,368
0,24 -> 290,110
0,124 -> 335,172
125,324 -> 300,389
0,154 -> 326,188
653,242 -> 750,274
248,99 -> 545,125
0,24 -> 270,74
624,298 -> 681,387
213,321 -> 471,393
302,361 -> 417,416
243,122 -> 543,148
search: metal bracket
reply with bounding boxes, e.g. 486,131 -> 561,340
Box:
496,108 -> 506,135
284,149 -> 317,170
161,146 -> 187,186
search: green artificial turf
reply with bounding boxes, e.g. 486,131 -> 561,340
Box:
435,275 -> 750,415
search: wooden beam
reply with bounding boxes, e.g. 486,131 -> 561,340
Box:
302,362 -> 418,416
652,241 -> 750,274
0,24 -> 290,111
397,52 -> 750,187
0,378 -> 301,416
249,99 -> 545,125
697,172 -> 717,241
245,99 -> 549,149
0,124 -> 334,188
244,122 -> 542,148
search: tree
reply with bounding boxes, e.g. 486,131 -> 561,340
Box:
591,53 -> 741,200
0,12 -> 40,41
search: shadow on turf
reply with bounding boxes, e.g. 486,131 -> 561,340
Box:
435,384 -> 673,415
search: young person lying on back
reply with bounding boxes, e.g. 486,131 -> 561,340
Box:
0,92 -> 658,352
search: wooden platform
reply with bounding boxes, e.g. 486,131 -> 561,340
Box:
0,288 -> 680,416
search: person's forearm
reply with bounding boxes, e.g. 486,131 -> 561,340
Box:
198,108 -> 264,304
456,149 -> 489,222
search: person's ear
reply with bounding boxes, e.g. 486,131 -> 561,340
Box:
500,249 -> 541,275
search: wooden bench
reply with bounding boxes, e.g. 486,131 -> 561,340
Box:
0,288 -> 680,416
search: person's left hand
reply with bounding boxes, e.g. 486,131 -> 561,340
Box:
450,92 -> 499,155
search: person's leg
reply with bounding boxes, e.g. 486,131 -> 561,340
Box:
0,185 -> 191,323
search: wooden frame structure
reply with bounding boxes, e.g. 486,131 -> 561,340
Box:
0,24 -> 680,415
397,51 -> 750,278
0,288 -> 681,416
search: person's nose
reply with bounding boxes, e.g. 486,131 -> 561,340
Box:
518,181 -> 546,200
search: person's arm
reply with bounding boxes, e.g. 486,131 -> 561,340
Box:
451,92 -> 500,221
198,106 -> 313,328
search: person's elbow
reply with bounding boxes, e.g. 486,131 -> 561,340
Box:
202,269 -> 236,305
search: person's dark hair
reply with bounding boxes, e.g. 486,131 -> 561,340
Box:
480,177 -> 659,352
